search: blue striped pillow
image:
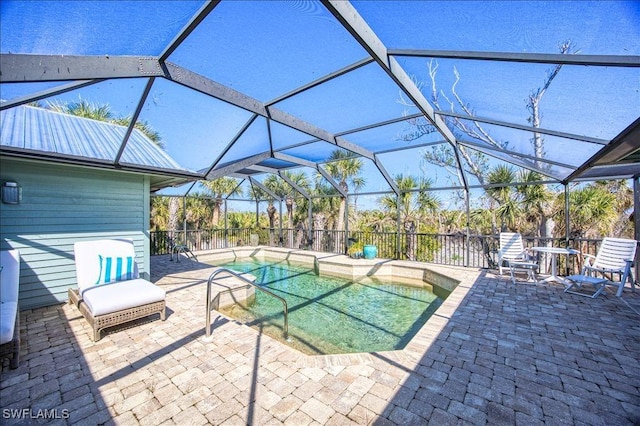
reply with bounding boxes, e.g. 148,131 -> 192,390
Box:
96,255 -> 135,285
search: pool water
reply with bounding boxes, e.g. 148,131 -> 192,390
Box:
216,258 -> 447,355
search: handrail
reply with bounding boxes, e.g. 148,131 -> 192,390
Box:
205,268 -> 289,340
171,244 -> 198,262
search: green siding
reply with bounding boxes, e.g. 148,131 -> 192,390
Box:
0,158 -> 151,309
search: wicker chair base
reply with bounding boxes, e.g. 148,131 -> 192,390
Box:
68,288 -> 166,342
0,308 -> 20,369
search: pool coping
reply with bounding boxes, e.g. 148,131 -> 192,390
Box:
196,246 -> 481,368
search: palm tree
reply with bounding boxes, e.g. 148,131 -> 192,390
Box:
593,180 -> 634,237
566,184 -> 617,239
47,97 -> 164,146
379,174 -> 440,260
485,165 -> 518,231
311,179 -> 343,250
264,172 -> 309,246
150,197 -> 169,232
323,149 -> 365,233
47,98 -> 113,121
181,196 -> 212,249
112,116 -> 163,147
201,177 -> 243,228
184,196 -> 210,231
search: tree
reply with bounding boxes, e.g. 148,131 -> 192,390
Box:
485,165 -> 520,231
48,98 -> 113,122
400,41 -> 577,245
168,197 -> 180,241
593,180 -> 634,237
112,116 -> 163,147
47,97 -> 163,145
564,183 -> 618,239
264,172 -> 310,247
527,41 -> 576,168
484,165 -> 556,239
379,174 -> 440,260
150,196 -> 170,231
266,202 -> 278,245
264,172 -> 309,229
401,41 -> 577,186
183,195 -> 211,231
323,149 -> 365,232
201,177 -> 243,228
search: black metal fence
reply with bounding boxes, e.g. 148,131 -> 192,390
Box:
150,228 -> 603,273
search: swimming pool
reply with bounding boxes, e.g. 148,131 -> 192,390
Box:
216,258 -> 448,355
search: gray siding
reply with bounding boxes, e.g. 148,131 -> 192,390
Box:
0,158 -> 151,309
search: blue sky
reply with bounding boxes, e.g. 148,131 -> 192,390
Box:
1,1 -> 638,208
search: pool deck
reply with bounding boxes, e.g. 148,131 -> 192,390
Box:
1,251 -> 640,425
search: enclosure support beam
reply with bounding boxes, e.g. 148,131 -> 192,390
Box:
374,156 -> 400,195
0,79 -> 104,111
256,200 -> 260,228
634,177 -> 639,285
388,49 -> 640,67
308,199 -> 313,249
115,77 -> 156,166
248,177 -> 281,202
344,195 -> 349,254
183,196 -> 187,245
565,185 -> 571,248
396,194 -> 402,260
273,153 -> 347,197
248,177 -> 284,244
0,54 -> 164,82
458,140 -> 567,182
465,189 -> 470,268
207,152 -> 272,180
204,114 -> 259,178
323,0 -> 469,191
163,62 -> 376,162
438,111 -> 608,146
278,172 -> 311,201
159,1 -> 221,62
268,57 -> 374,105
278,172 -> 313,249
279,200 -> 283,247
224,200 -> 228,248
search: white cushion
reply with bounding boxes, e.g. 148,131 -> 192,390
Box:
74,239 -> 139,293
0,301 -> 17,344
0,250 -> 20,302
81,278 -> 165,316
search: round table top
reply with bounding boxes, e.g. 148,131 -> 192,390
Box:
532,246 -> 580,255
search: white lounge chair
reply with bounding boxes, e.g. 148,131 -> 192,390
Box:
564,237 -> 638,298
497,232 -> 538,283
69,239 -> 166,341
1,249 -> 21,368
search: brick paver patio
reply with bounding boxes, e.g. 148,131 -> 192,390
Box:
1,253 -> 639,425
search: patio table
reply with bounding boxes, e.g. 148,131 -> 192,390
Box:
532,246 -> 580,285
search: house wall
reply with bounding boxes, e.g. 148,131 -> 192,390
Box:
0,158 -> 151,310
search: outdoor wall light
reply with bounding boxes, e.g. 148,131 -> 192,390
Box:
1,181 -> 22,204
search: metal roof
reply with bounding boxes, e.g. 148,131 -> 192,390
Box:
0,0 -> 638,198
1,105 -> 186,169
0,105 -> 198,190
